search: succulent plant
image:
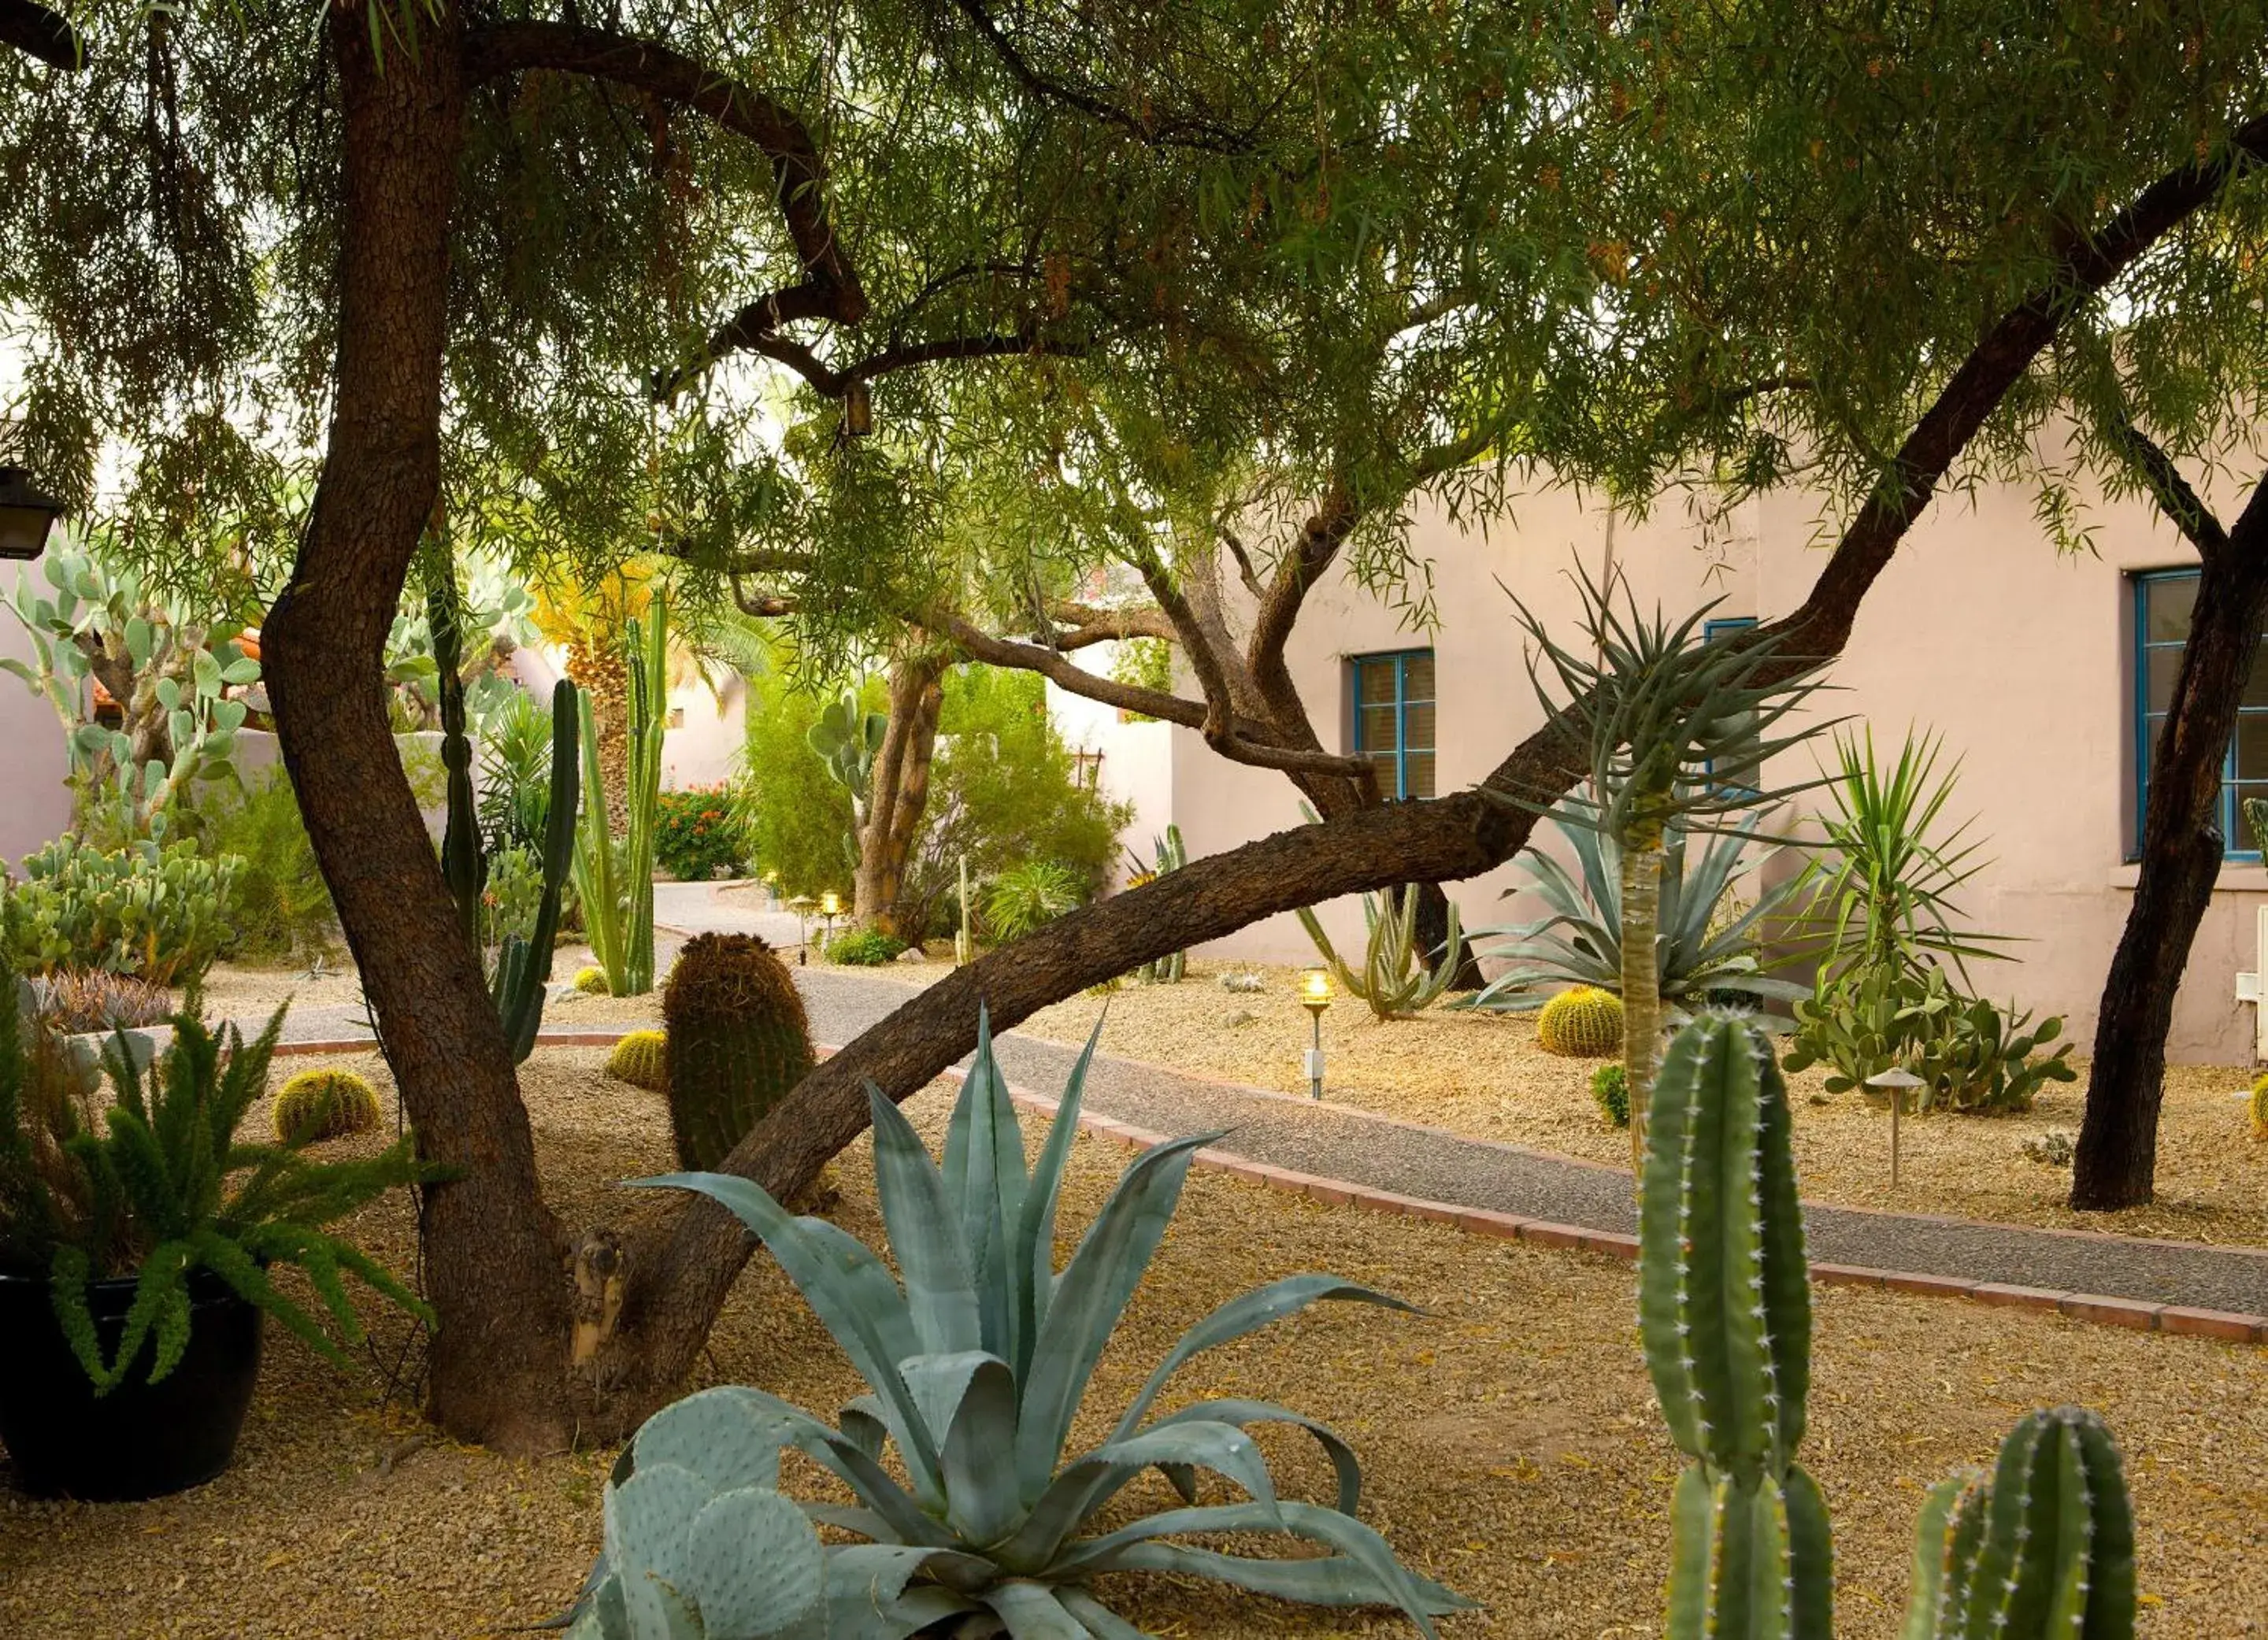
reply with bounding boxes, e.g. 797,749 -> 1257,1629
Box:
807,690 -> 888,873
272,1068 -> 384,1146
574,597 -> 668,997
1638,1013 -> 2140,1638
575,966 -> 613,996
607,1031 -> 669,1094
1588,1061 -> 1629,1127
661,934 -> 816,1171
1537,986 -> 1623,1057
569,1013 -> 1466,1638
2251,1072 -> 2268,1141
1296,882 -> 1467,1022
2,836 -> 241,988
24,968 -> 174,1035
1130,824 -> 1188,983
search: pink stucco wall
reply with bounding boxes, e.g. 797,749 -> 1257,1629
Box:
0,613 -> 75,868
1082,467 -> 2263,1064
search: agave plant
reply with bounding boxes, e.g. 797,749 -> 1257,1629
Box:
1295,883 -> 1467,1021
568,1016 -> 1466,1638
1458,804 -> 1808,1020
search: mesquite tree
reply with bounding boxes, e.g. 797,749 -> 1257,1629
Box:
7,0 -> 2266,1453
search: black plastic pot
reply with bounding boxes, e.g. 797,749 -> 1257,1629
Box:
0,1265 -> 263,1501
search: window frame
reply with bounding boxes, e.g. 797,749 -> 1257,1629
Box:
1348,647 -> 1436,800
1701,616 -> 1761,798
2130,567 -> 2264,863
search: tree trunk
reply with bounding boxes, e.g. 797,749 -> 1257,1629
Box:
2073,500 -> 2268,1209
853,651 -> 946,937
261,6 -> 582,1454
567,630 -> 632,832
1620,821 -> 1665,1172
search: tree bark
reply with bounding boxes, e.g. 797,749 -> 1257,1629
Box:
261,6 -> 582,1453
853,650 -> 947,937
2073,468 -> 2268,1208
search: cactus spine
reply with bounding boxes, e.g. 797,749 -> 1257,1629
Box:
1538,985 -> 1624,1056
430,557 -> 581,1063
661,933 -> 816,1170
1639,1014 -> 2141,1640
1641,1013 -> 1829,1639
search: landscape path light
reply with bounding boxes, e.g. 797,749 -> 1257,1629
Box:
1299,966 -> 1332,1101
1866,1066 -> 1925,1188
0,465 -> 65,561
820,890 -> 842,956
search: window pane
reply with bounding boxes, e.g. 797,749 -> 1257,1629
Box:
1369,752 -> 1401,795
1405,750 -> 1436,799
1401,651 -> 1436,702
2236,714 -> 2268,782
1403,700 -> 1436,753
2144,576 -> 2196,642
2243,640 -> 2268,708
1357,661 -> 1399,706
2147,646 -> 2185,714
2234,783 -> 2268,849
1359,703 -> 1399,753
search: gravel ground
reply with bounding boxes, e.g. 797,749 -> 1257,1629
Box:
5,1046 -> 2264,1638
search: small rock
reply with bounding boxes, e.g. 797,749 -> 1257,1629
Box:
1219,972 -> 1266,993
895,946 -> 927,964
1220,1008 -> 1259,1028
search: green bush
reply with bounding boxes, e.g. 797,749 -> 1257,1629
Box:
474,685 -> 555,857
730,665 -> 862,902
655,786 -> 747,881
191,768 -> 337,966
1589,1061 -> 1629,1127
983,859 -> 1084,942
2,836 -> 240,987
1784,962 -> 2076,1114
481,845 -> 545,951
825,927 -> 906,966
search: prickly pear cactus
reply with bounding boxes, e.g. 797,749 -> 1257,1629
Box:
661,934 -> 816,1170
1537,986 -> 1623,1057
607,1030 -> 668,1094
1899,1406 -> 2136,1640
1641,1013 -> 1830,1638
272,1068 -> 383,1146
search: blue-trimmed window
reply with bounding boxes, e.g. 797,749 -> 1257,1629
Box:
1351,650 -> 1436,798
2133,569 -> 2268,860
1703,616 -> 1761,796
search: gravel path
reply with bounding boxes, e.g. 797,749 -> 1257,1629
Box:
256,883 -> 2268,1319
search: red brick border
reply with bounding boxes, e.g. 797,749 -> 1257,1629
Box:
279,1027 -> 2268,1347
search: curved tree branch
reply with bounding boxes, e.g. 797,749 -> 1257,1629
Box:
2107,421 -> 2229,561
0,0 -> 80,68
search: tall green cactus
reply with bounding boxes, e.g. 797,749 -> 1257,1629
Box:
429,555 -> 580,1063
1641,1013 -> 1829,1638
659,931 -> 815,1170
1639,1013 -> 2140,1640
574,593 -> 667,997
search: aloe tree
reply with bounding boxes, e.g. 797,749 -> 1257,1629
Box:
575,594 -> 668,997
1506,568 -> 1834,1168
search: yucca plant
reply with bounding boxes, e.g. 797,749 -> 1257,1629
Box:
569,1015 -> 1468,1638
1296,883 -> 1467,1021
1501,567 -> 1835,1168
982,859 -> 1083,942
1458,803 -> 1808,1020
575,592 -> 669,997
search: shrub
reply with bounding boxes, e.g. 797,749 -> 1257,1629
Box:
730,665 -> 861,902
1784,962 -> 2075,1113
1589,1061 -> 1629,1127
654,787 -> 747,882
191,769 -> 338,966
580,1024 -> 1464,1636
272,1069 -> 384,1146
983,859 -> 1084,942
25,970 -> 175,1035
573,965 -> 610,995
474,684 -> 556,858
1538,986 -> 1623,1057
662,934 -> 814,1171
824,927 -> 906,966
606,1030 -> 668,1093
2,836 -> 241,987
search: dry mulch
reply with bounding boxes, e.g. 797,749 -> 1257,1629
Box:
5,1046 -> 2266,1637
1017,962 -> 2268,1250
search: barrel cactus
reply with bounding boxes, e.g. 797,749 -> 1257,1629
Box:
607,1030 -> 668,1094
1538,985 -> 1622,1057
272,1068 -> 383,1146
1638,1013 -> 2141,1639
574,965 -> 611,996
1900,1406 -> 2136,1639
558,1012 -> 1466,1638
661,933 -> 815,1170
2251,1072 -> 2268,1141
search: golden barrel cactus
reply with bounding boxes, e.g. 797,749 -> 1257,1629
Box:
1537,986 -> 1623,1057
607,1029 -> 669,1092
2251,1072 -> 2268,1141
272,1068 -> 383,1146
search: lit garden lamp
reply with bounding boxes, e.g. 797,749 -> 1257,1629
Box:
1299,966 -> 1332,1101
1866,1067 -> 1924,1189
820,890 -> 843,957
0,466 -> 67,562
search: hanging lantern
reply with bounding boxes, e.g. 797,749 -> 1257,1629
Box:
0,467 -> 65,561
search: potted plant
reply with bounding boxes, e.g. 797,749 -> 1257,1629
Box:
0,965 -> 433,1501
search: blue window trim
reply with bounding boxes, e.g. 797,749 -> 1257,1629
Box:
1349,649 -> 1435,800
2131,568 -> 2262,862
1702,616 -> 1759,797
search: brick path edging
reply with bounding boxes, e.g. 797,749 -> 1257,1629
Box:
271,1031 -> 2268,1348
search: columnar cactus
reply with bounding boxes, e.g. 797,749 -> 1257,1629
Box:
1640,1013 -> 1830,1638
1899,1406 -> 2136,1640
1538,986 -> 1624,1057
1133,824 -> 1189,983
660,934 -> 815,1170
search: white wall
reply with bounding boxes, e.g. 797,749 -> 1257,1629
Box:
0,613 -> 76,867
